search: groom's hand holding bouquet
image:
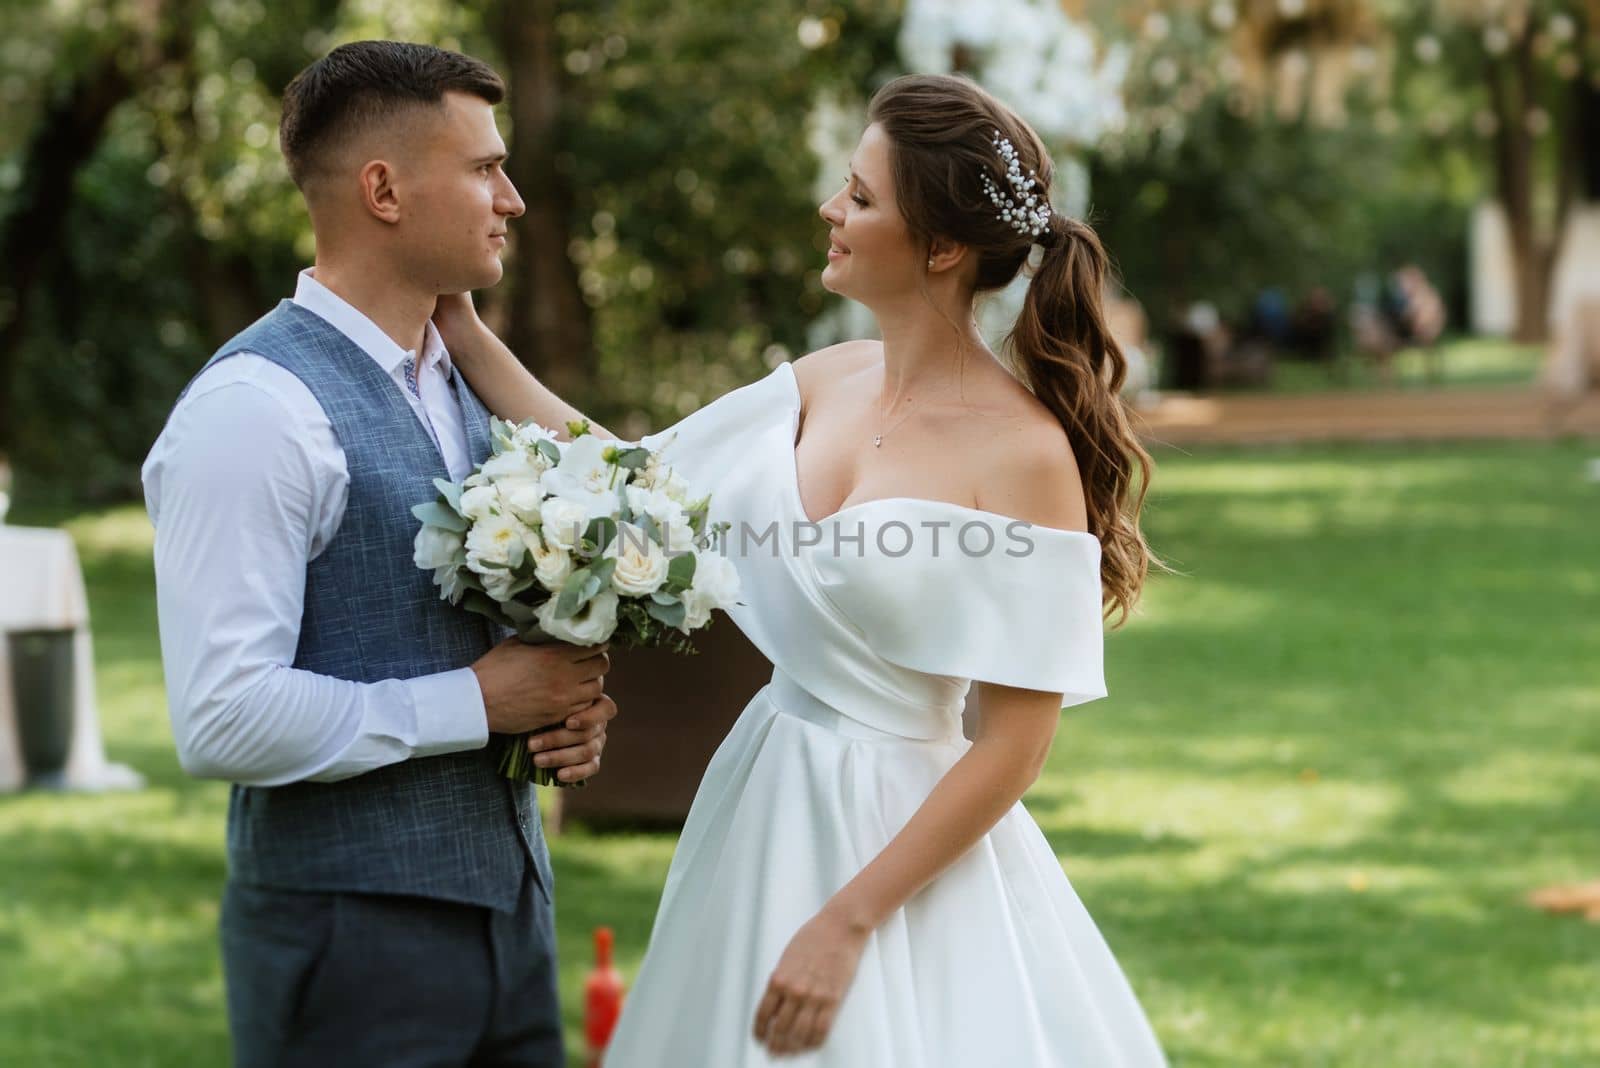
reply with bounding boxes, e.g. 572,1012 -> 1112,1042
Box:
414,415 -> 742,785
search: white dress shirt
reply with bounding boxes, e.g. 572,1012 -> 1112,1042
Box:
142,269 -> 488,786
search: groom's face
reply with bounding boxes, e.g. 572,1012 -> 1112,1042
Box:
397,91 -> 525,293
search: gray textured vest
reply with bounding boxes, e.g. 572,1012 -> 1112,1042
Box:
183,300 -> 549,913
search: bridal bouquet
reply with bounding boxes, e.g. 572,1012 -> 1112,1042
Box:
411,418 -> 741,785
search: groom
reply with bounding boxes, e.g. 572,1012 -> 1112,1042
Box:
142,42 -> 613,1065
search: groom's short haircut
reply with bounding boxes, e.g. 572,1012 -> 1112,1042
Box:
279,40 -> 505,190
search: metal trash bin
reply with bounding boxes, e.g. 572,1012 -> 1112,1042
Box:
8,628 -> 75,789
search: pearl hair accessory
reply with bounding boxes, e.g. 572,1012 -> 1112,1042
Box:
980,129 -> 1051,239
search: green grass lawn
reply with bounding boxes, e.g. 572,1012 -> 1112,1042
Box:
1252,337 -> 1546,394
3,438 -> 1598,1066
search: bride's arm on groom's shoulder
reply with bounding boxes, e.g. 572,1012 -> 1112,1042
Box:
433,293 -> 617,440
754,440 -> 1084,1058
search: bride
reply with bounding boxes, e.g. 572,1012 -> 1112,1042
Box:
438,73 -> 1167,1065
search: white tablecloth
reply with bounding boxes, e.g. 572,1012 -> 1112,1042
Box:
0,524 -> 143,791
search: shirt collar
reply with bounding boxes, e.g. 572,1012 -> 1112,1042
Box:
292,268 -> 454,380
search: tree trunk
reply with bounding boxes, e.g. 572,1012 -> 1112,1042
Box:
0,54 -> 137,456
498,0 -> 594,403
0,0 -> 197,456
1486,25 -> 1572,344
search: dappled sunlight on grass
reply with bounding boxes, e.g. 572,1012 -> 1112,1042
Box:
4,438 -> 1598,1064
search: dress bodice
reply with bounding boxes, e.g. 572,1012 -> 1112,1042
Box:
641,362 -> 1107,741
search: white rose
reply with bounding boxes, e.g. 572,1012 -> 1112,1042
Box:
681,550 -> 741,632
413,524 -> 463,570
502,479 -> 547,525
530,536 -> 575,591
604,521 -> 670,596
465,512 -> 527,570
661,517 -> 697,558
539,497 -> 591,551
536,588 -> 619,646
459,484 -> 500,522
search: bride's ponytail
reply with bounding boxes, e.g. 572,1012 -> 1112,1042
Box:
1009,214 -> 1154,625
868,74 -> 1156,624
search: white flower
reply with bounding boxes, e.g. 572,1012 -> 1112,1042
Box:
481,448 -> 543,485
681,550 -> 741,632
459,484 -> 500,522
530,536 -> 575,591
512,422 -> 559,450
539,496 -> 591,551
434,564 -> 471,605
413,525 -> 463,570
466,512 -> 528,570
657,467 -> 691,504
480,567 -> 521,602
625,483 -> 687,529
633,452 -> 663,490
502,479 -> 547,526
661,516 -> 697,558
536,588 -> 619,646
541,433 -> 623,519
604,521 -> 670,596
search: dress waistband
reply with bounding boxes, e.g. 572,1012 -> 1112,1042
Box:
766,668 -> 966,744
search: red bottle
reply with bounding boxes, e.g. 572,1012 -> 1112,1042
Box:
584,926 -> 625,1067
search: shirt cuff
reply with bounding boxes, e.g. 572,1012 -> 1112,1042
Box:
406,667 -> 490,756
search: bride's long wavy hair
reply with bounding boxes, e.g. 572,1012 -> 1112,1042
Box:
867,74 -> 1157,625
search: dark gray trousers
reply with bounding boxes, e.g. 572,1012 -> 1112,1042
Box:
220,870 -> 563,1067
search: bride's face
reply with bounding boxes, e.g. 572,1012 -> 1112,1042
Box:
817,123 -> 923,305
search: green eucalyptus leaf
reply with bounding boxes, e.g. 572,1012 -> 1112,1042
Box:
585,516 -> 618,554
614,446 -> 651,470
412,501 -> 468,533
432,479 -> 464,513
667,551 -> 697,589
645,599 -> 687,628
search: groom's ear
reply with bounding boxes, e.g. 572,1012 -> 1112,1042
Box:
357,159 -> 403,224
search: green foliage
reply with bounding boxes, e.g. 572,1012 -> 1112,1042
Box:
2,0 -> 900,503
1090,93 -> 1478,330
528,0 -> 901,431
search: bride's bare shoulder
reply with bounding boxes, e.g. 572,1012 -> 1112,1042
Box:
790,340 -> 881,403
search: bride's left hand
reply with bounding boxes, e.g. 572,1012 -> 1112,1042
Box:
752,907 -> 870,1056
432,291 -> 485,354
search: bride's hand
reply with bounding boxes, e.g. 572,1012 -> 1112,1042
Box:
432,291 -> 486,359
752,908 -> 869,1056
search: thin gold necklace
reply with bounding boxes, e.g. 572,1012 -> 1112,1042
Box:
874,373 -> 957,447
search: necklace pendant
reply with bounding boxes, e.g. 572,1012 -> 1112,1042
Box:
872,434 -> 882,448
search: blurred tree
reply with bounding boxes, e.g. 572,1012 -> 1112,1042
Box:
1403,0 -> 1597,342
0,0 -> 902,501
1092,0 -> 1596,343
496,0 -> 591,402
0,0 -> 198,461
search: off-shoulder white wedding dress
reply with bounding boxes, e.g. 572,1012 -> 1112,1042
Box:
603,362 -> 1167,1066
